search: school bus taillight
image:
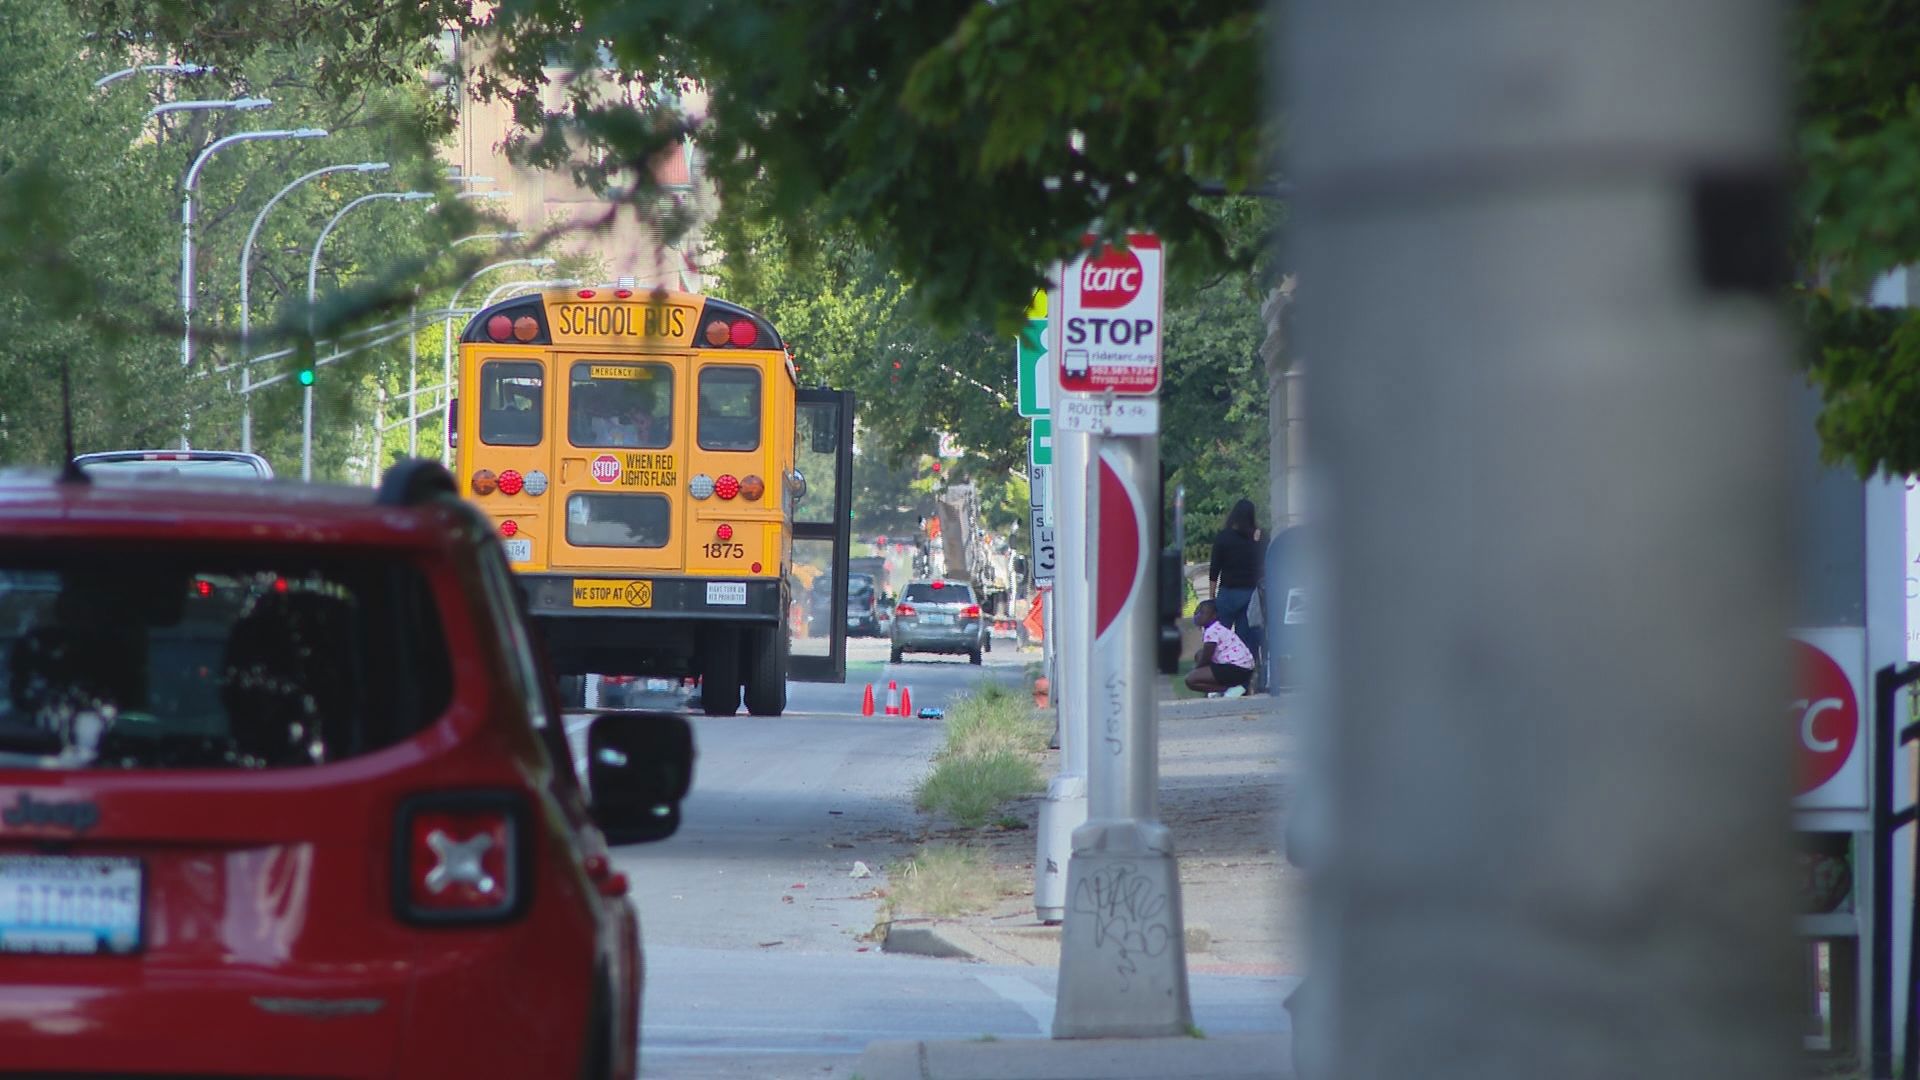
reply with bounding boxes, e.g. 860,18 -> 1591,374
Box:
740,475 -> 765,501
501,520 -> 519,538
714,475 -> 740,500
715,524 -> 733,541
485,315 -> 539,343
497,469 -> 524,496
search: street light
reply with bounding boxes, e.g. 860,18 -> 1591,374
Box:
451,231 -> 525,249
478,279 -> 582,309
95,62 -> 213,89
147,96 -> 270,120
178,124 -> 327,449
180,126 -> 327,371
236,161 -> 391,453
441,257 -> 557,466
302,190 -> 434,481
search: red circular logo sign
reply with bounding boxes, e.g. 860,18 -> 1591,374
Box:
1794,639 -> 1858,795
590,454 -> 622,485
1078,246 -> 1144,310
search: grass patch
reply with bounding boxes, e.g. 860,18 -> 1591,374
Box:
916,752 -> 1042,827
942,682 -> 1050,759
887,844 -> 1004,916
913,684 -> 1050,827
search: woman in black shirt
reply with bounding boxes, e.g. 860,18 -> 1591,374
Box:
1209,499 -> 1263,647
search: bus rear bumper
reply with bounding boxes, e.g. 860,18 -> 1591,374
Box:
519,574 -> 782,621
519,574 -> 782,677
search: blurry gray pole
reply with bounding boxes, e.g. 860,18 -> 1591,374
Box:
1287,2 -> 1795,1077
1036,282 -> 1090,924
1054,425 -> 1193,1038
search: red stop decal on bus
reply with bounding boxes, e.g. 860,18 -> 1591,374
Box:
1794,639 -> 1858,796
590,454 -> 622,485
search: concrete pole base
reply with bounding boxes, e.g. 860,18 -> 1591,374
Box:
1052,824 -> 1193,1039
1034,775 -> 1088,922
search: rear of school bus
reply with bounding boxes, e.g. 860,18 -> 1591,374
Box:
451,286 -> 853,717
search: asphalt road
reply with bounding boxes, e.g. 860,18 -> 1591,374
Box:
578,636 -> 1288,1078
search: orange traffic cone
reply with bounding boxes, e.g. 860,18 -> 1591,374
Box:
884,681 -> 901,716
900,686 -> 914,718
861,684 -> 876,717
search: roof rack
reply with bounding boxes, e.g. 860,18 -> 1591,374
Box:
376,459 -> 457,507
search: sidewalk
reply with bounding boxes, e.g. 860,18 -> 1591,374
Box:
884,689 -> 1298,975
869,691 -> 1299,1078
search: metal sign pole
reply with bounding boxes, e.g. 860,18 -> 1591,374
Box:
1053,429 -> 1192,1037
1051,234 -> 1189,1037
1037,281 -> 1089,923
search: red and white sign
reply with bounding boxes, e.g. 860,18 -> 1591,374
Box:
1057,234 -> 1163,396
1793,628 -> 1867,810
590,454 -> 622,485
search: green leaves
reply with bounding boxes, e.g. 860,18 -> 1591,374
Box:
1792,1 -> 1920,474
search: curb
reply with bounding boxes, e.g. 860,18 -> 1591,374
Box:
856,1033 -> 1293,1080
881,921 -> 978,961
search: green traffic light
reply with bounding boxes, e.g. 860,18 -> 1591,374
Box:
297,369 -> 316,387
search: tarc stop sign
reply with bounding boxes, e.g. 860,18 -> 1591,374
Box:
1791,629 -> 1866,809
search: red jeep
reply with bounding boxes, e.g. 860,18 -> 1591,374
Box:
0,460 -> 692,1077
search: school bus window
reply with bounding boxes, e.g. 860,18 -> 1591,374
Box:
566,493 -> 671,549
699,366 -> 760,452
569,362 -> 673,449
480,361 -> 543,446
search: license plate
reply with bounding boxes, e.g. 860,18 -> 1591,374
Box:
924,614 -> 951,626
645,678 -> 674,692
0,856 -> 142,955
502,537 -> 532,563
846,617 -> 860,627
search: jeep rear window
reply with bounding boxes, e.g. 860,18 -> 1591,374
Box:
0,550 -> 452,770
903,583 -> 972,603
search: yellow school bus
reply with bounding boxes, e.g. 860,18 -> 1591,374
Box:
452,285 -> 854,716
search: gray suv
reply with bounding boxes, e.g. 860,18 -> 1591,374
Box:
889,580 -> 986,664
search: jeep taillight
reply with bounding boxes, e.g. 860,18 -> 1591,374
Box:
395,794 -> 527,925
895,603 -> 915,616
961,604 -> 982,618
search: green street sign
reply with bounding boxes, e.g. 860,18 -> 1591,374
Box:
1016,291 -> 1049,418
1030,418 -> 1053,468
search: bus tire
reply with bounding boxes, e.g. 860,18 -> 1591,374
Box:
743,626 -> 786,717
701,633 -> 741,716
558,675 -> 589,710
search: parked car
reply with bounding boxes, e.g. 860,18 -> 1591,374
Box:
809,571 -> 884,637
73,449 -> 274,480
599,674 -> 698,710
0,459 -> 692,1078
890,579 -> 987,664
